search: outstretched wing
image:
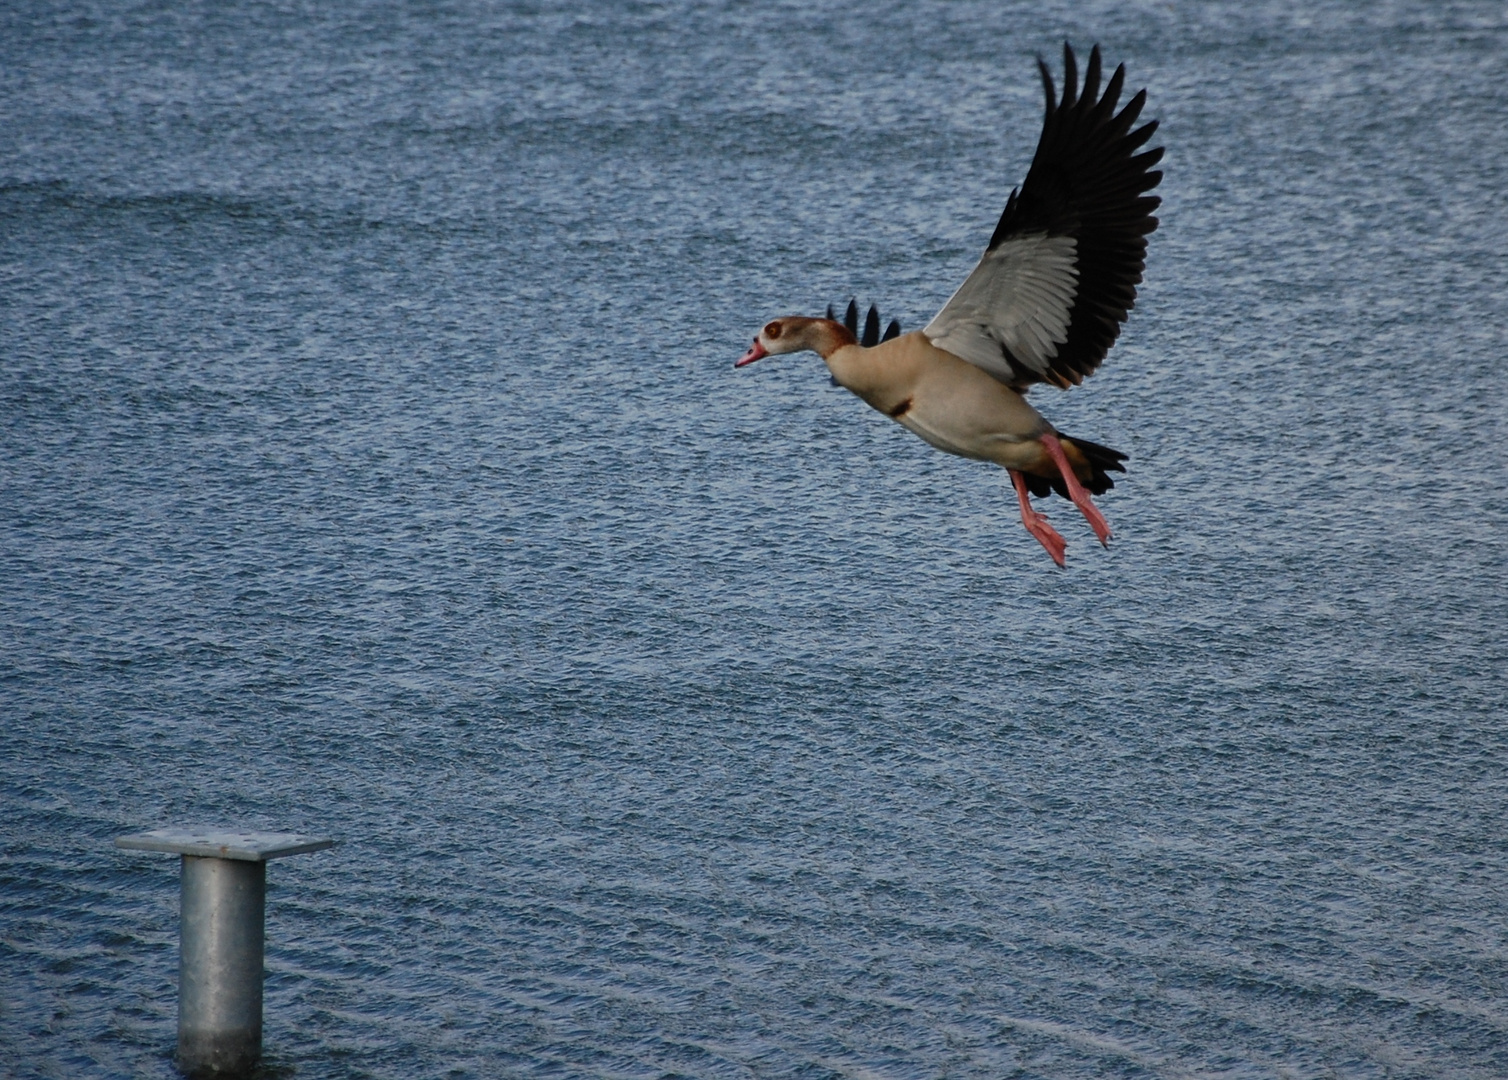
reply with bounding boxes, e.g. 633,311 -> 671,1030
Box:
924,44 -> 1162,389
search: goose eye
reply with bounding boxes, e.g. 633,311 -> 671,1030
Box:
764,321 -> 782,339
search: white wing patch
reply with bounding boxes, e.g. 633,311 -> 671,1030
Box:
923,234 -> 1079,382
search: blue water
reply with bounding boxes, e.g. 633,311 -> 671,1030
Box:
3,1 -> 1507,1077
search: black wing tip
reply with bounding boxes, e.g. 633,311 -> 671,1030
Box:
831,298 -> 901,346
1045,44 -> 1149,116
1082,45 -> 1102,103
1037,55 -> 1056,113
1060,42 -> 1078,109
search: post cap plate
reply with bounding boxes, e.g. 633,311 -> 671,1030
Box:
115,827 -> 337,861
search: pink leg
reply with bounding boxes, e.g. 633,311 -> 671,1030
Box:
1039,432 -> 1112,547
1010,469 -> 1067,567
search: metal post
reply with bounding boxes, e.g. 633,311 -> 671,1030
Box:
115,828 -> 336,1079
178,855 -> 265,1075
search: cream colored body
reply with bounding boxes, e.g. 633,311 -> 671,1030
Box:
825,331 -> 1054,473
736,316 -> 1113,564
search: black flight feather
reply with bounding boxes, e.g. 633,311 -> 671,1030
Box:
830,298 -> 901,347
984,43 -> 1162,388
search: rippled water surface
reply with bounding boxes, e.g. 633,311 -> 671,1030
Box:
4,1 -> 1507,1077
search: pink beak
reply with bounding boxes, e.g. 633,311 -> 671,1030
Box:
735,339 -> 767,368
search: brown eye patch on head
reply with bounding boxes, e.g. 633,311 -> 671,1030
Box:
764,321 -> 783,338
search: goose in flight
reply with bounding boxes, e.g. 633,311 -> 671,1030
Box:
736,44 -> 1162,566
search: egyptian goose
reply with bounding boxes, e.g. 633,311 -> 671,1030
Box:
736,44 -> 1162,567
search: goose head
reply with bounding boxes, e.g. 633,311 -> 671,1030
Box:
735,317 -> 853,367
